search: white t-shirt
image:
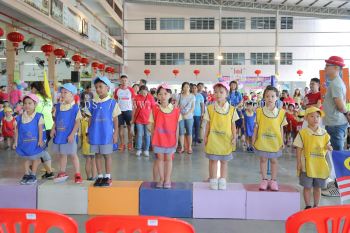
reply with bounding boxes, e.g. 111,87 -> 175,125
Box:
114,87 -> 135,111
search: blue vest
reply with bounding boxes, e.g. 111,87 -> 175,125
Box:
16,113 -> 46,156
88,99 -> 116,145
0,110 -> 4,122
53,103 -> 79,144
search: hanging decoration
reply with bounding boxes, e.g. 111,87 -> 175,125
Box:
144,69 -> 151,77
53,48 -> 65,59
105,67 -> 115,74
71,54 -> 82,64
0,27 -> 4,37
7,31 -> 24,54
91,62 -> 99,71
172,68 -> 180,77
255,69 -> 262,76
81,57 -> 89,66
98,63 -> 105,71
41,44 -> 54,57
193,69 -> 200,77
297,69 -> 303,76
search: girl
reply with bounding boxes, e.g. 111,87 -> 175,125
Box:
228,81 -> 243,107
253,85 -> 287,191
149,84 -> 181,189
205,82 -> 238,190
1,107 -> 16,150
293,89 -> 302,106
14,94 -> 51,185
81,110 -> 97,180
243,101 -> 256,152
9,83 -> 22,107
51,83 -> 82,184
285,103 -> 297,146
176,82 -> 195,154
132,85 -> 155,157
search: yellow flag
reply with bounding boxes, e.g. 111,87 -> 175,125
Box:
43,69 -> 52,99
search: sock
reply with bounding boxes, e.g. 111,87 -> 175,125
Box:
105,174 -> 111,179
98,174 -> 103,178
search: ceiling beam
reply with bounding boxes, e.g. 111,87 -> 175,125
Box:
309,0 -> 319,6
323,1 -> 333,7
295,0 -> 304,5
338,1 -> 348,8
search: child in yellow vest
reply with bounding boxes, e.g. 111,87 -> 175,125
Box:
204,82 -> 238,190
293,107 -> 332,209
80,110 -> 97,180
253,85 -> 288,191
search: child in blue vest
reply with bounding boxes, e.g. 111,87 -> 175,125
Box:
0,100 -> 4,142
51,83 -> 82,184
14,94 -> 51,185
88,77 -> 120,187
243,101 -> 256,152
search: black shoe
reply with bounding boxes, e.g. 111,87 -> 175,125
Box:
100,177 -> 112,187
26,175 -> 37,185
20,174 -> 30,185
93,177 -> 103,187
41,172 -> 54,180
304,206 -> 312,210
198,139 -> 202,144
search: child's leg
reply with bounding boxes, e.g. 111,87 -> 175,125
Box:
91,156 -> 97,178
85,157 -> 92,178
119,125 -> 125,146
270,158 -> 278,180
220,160 -> 228,179
164,154 -> 173,183
157,153 -> 165,183
59,154 -> 68,173
95,153 -> 103,176
152,159 -> 159,182
70,154 -> 80,174
31,159 -> 40,174
24,160 -> 31,174
209,160 -> 218,179
303,187 -> 312,207
104,154 -> 112,176
260,157 -> 268,179
127,124 -> 133,145
41,152 -> 53,173
313,187 -> 321,207
246,136 -> 251,147
179,135 -> 185,151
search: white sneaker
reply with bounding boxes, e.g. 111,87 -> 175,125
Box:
209,179 -> 218,190
218,178 -> 227,190
136,150 -> 142,156
143,151 -> 149,157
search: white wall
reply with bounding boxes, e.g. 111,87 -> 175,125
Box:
124,3 -> 350,85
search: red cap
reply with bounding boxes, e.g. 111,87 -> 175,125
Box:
325,56 -> 345,67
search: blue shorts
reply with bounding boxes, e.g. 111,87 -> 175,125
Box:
179,119 -> 194,136
118,110 -> 132,126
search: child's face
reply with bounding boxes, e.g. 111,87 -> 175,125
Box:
5,111 -> 12,117
246,104 -> 253,111
214,86 -> 228,102
288,105 -> 295,111
60,88 -> 74,103
307,112 -> 321,127
140,89 -> 148,96
0,104 -> 3,109
309,81 -> 319,93
23,98 -> 36,113
120,77 -> 128,86
157,88 -> 170,104
264,90 -> 277,106
192,85 -> 198,94
95,82 -> 109,97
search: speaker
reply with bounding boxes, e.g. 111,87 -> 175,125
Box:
71,71 -> 80,83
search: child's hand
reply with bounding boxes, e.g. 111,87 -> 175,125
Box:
204,136 -> 208,145
38,140 -> 44,148
297,162 -> 302,175
12,142 -> 17,150
231,137 -> 236,148
326,144 -> 333,151
68,134 -> 74,143
50,128 -> 56,138
113,132 -> 118,144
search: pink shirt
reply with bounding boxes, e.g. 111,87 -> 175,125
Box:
134,94 -> 156,124
9,89 -> 22,106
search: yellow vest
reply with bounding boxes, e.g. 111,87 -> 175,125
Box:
81,117 -> 92,155
205,104 -> 236,155
254,107 -> 285,152
299,128 -> 330,179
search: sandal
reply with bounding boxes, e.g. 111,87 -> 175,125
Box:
163,182 -> 172,189
187,149 -> 193,154
177,148 -> 184,154
155,182 -> 163,189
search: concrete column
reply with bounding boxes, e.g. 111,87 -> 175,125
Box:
5,25 -> 15,88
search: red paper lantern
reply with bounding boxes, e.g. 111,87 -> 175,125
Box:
72,54 -> 82,64
53,48 -> 65,59
91,62 -> 99,70
7,31 -> 24,48
105,66 -> 114,74
98,63 -> 105,71
41,44 -> 54,57
172,69 -> 180,77
193,69 -> 200,76
0,27 -> 4,37
297,69 -> 303,76
80,57 -> 89,66
255,69 -> 262,76
144,69 -> 151,76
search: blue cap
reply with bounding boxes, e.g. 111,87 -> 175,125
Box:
94,76 -> 112,88
60,83 -> 77,95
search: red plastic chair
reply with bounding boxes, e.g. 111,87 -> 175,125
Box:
85,215 -> 195,233
285,205 -> 350,233
0,208 -> 78,233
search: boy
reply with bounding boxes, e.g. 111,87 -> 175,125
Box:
88,77 -> 120,187
293,107 -> 332,209
303,78 -> 321,109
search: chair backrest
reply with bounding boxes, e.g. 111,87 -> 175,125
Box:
0,208 -> 78,233
285,205 -> 350,233
85,215 -> 195,233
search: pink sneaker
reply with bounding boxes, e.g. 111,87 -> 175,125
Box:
269,180 -> 279,191
259,179 -> 268,191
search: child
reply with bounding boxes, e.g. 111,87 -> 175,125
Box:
14,94 -> 51,184
51,83 -> 82,183
285,103 -> 296,146
88,76 -> 120,187
204,82 -> 238,190
1,107 -> 16,150
81,110 -> 97,180
293,107 -> 332,209
243,101 -> 256,152
253,85 -> 287,191
0,100 -> 4,142
149,84 -> 181,189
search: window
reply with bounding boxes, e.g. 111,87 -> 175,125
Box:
190,17 -> 215,30
221,17 -> 245,29
281,17 -> 293,29
251,17 -> 276,29
221,53 -> 245,65
280,52 -> 293,65
145,18 -> 156,30
144,53 -> 156,65
160,18 -> 185,30
250,53 -> 275,65
160,53 -> 185,65
190,53 -> 215,65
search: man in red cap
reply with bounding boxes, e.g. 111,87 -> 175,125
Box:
322,56 -> 349,197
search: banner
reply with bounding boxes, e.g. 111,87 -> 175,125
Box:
331,151 -> 350,204
219,76 -> 272,92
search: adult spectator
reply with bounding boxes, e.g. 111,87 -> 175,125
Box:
0,86 -> 9,102
303,78 -> 322,109
132,83 -> 140,95
228,81 -> 243,107
293,88 -> 303,106
281,90 -> 295,106
192,84 -> 205,144
139,79 -> 147,86
80,85 -> 93,108
176,82 -> 195,154
197,82 -> 207,104
114,74 -> 136,151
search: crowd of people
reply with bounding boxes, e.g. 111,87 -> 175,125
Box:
0,55 -> 349,210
